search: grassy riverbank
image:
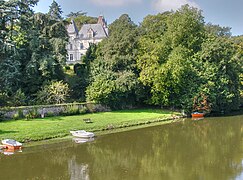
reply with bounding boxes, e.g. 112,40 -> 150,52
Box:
0,109 -> 180,142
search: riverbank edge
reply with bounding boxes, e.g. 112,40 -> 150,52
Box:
24,115 -> 185,147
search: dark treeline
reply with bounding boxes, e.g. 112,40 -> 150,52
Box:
0,1 -> 242,114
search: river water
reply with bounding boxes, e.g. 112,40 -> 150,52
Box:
0,115 -> 243,180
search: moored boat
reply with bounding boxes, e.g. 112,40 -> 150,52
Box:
70,130 -> 95,138
2,139 -> 22,149
191,112 -> 204,118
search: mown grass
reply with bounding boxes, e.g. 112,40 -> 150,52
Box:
0,109 -> 179,142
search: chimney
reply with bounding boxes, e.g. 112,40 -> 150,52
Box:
97,15 -> 107,28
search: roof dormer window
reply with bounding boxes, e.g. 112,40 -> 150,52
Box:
88,28 -> 94,38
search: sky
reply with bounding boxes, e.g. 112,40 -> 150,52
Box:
33,0 -> 243,36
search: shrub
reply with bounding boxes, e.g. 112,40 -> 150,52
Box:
62,105 -> 80,116
10,89 -> 27,107
17,109 -> 24,119
13,113 -> 20,120
25,113 -> 32,120
37,80 -> 70,104
79,106 -> 88,114
25,108 -> 38,120
46,111 -> 54,117
0,111 -> 5,121
65,66 -> 71,70
0,92 -> 8,107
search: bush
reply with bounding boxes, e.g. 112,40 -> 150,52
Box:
37,81 -> 70,104
79,106 -> 88,114
25,108 -> 38,120
65,66 -> 71,70
0,111 -> 5,121
45,111 -> 54,117
0,92 -> 8,107
10,89 -> 27,107
62,105 -> 80,116
13,113 -> 20,120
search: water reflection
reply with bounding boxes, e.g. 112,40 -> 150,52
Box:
69,159 -> 90,180
0,115 -> 242,180
0,148 -> 22,156
72,138 -> 95,144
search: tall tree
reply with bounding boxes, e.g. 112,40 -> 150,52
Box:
228,35 -> 243,107
86,14 -> 143,108
194,36 -> 241,112
0,0 -> 38,95
21,11 -> 68,97
0,0 -> 68,106
48,0 -> 63,21
137,5 -> 205,110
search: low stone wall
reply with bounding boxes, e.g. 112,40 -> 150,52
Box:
0,103 -> 110,120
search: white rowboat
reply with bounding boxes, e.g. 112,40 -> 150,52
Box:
70,130 -> 95,138
2,139 -> 22,149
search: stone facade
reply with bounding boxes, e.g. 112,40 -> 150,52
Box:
66,16 -> 108,64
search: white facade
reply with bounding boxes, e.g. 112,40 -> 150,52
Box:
66,16 -> 108,64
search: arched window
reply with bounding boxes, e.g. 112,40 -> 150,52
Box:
88,29 -> 94,38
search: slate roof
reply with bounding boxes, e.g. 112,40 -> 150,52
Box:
79,24 -> 108,40
67,19 -> 78,35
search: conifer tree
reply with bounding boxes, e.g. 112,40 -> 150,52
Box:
48,0 -> 63,21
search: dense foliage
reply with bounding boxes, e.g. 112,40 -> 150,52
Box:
0,2 -> 242,114
0,0 -> 68,106
66,11 -> 97,30
86,14 -> 143,109
86,5 -> 242,113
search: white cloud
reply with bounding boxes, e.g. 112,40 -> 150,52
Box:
90,0 -> 142,7
152,0 -> 200,12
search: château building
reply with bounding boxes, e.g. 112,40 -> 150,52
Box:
66,16 -> 108,64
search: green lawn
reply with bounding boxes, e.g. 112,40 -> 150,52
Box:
0,109 -> 178,142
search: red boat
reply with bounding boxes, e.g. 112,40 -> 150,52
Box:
191,112 -> 204,118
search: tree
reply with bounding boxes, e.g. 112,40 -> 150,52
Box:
0,0 -> 38,96
137,12 -> 171,86
151,46 -> 198,108
205,23 -> 232,37
231,35 -> 243,106
21,12 -> 68,97
195,36 -> 241,112
66,11 -> 87,18
101,14 -> 138,59
37,81 -> 70,104
86,14 -> 143,108
0,0 -> 68,106
66,14 -> 97,30
137,5 -> 205,111
165,5 -> 205,52
48,0 -> 63,21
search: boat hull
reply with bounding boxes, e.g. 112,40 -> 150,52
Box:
1,139 -> 22,150
70,130 -> 95,138
4,145 -> 22,150
191,113 -> 204,118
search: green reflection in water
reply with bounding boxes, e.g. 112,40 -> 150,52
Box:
0,115 -> 243,180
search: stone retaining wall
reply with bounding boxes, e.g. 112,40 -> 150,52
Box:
0,103 -> 110,120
